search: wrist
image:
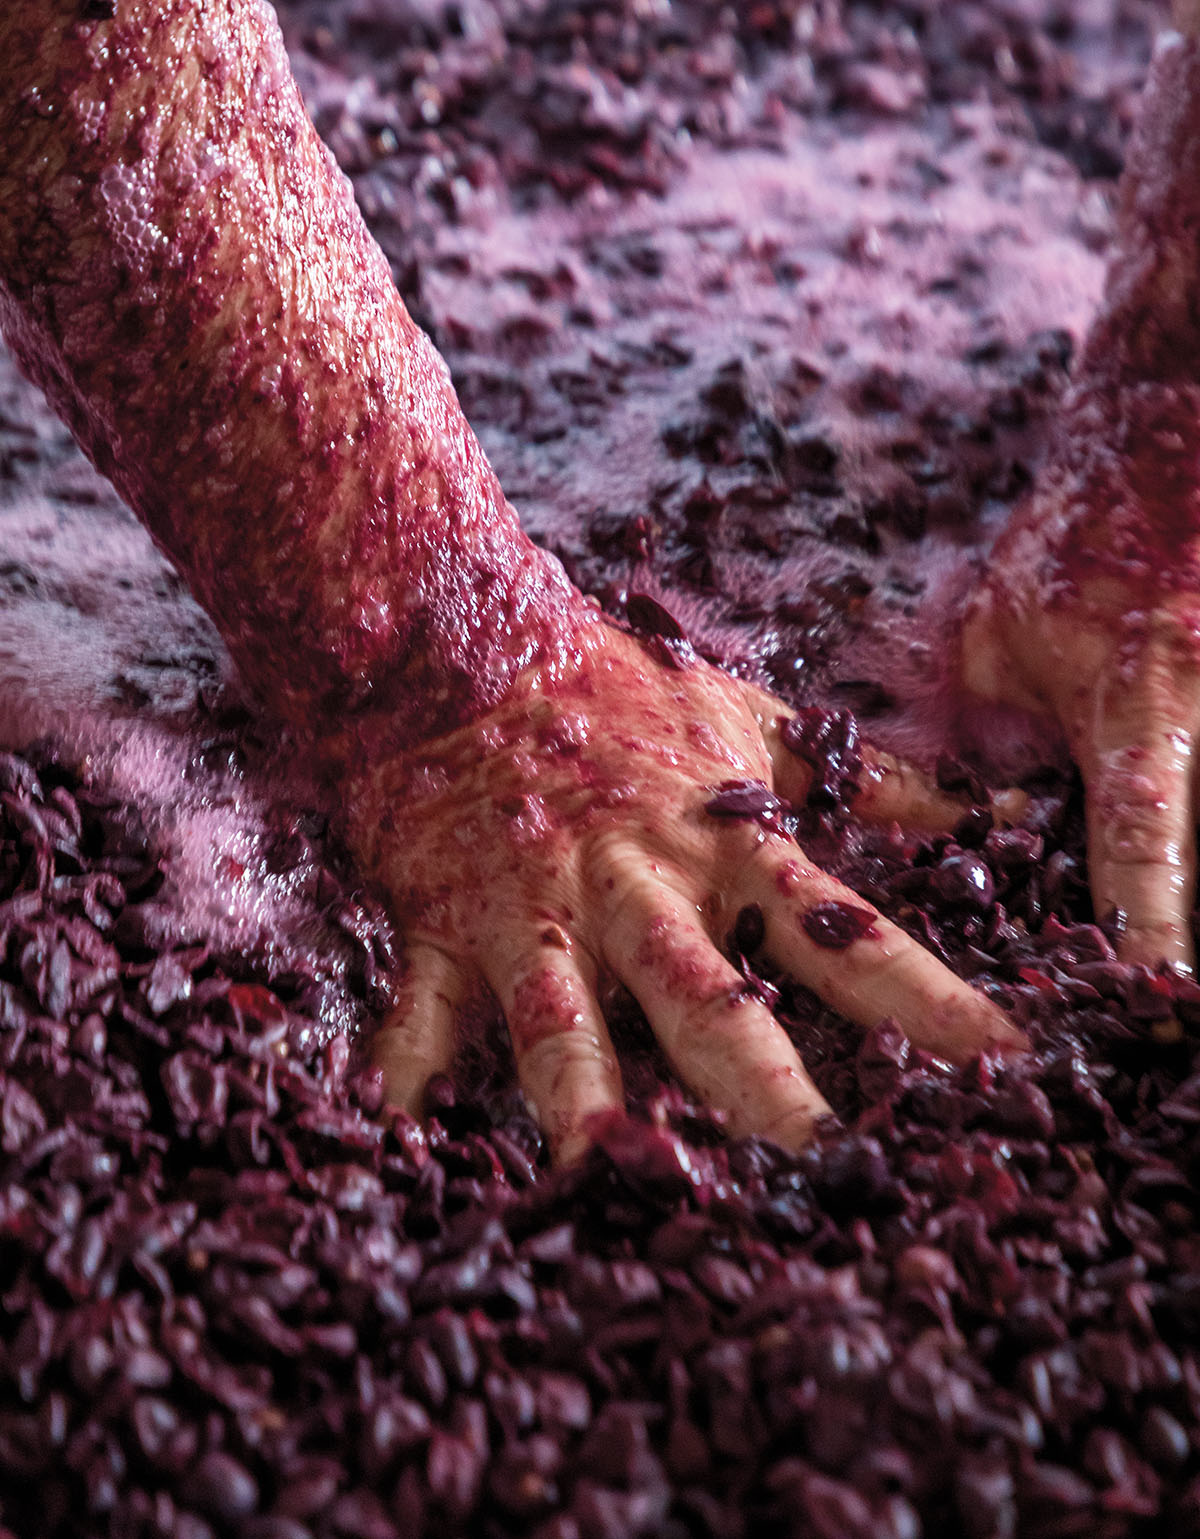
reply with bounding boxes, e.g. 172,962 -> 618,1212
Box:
310,560 -> 602,767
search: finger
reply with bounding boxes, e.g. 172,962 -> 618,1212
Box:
371,942 -> 467,1113
1073,694 -> 1198,973
486,931 -> 624,1166
745,681 -> 1026,833
599,858 -> 831,1148
742,844 -> 1025,1064
856,746 -> 1029,832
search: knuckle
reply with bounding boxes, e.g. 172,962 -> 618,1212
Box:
506,928 -> 596,992
1092,758 -> 1180,866
587,830 -> 646,914
633,921 -> 737,1014
1147,607 -> 1200,679
587,834 -> 689,947
396,940 -> 468,1004
507,960 -> 589,1057
765,853 -> 824,902
684,979 -> 771,1041
520,1024 -> 615,1085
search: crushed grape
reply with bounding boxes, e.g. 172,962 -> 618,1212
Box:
0,2 -> 1191,1536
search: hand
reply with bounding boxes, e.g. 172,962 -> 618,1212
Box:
963,412 -> 1200,975
342,617 -> 1024,1163
963,1 -> 1200,977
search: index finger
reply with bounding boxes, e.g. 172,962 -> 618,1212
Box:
743,682 -> 1028,833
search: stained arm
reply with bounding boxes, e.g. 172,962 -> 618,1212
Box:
0,0 -> 589,753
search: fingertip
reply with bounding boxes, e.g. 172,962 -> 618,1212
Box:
1150,1015 -> 1186,1046
551,1105 -> 624,1168
854,748 -> 985,836
372,1031 -> 436,1117
1117,920 -> 1197,977
759,1094 -> 835,1153
985,1016 -> 1031,1061
924,991 -> 1027,1067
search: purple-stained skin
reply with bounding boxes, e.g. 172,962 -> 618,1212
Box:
989,34 -> 1200,608
0,0 -> 588,754
0,0 -> 1027,1166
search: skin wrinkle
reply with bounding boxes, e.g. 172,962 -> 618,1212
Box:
0,0 -> 587,754
509,967 -> 588,1054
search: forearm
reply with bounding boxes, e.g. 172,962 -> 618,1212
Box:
1079,15 -> 1200,392
992,16 -> 1200,602
0,0 -> 586,750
